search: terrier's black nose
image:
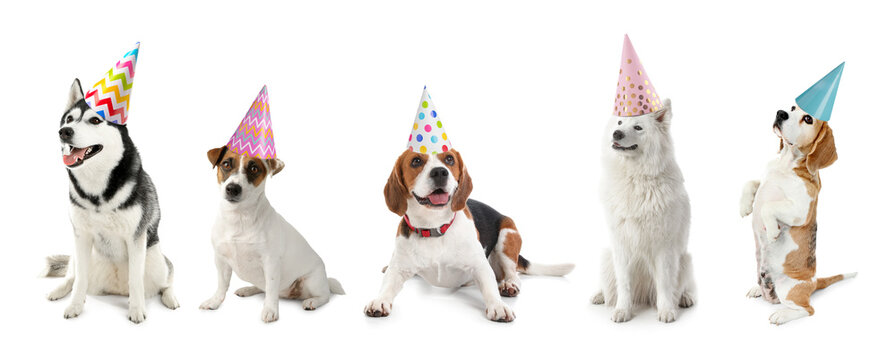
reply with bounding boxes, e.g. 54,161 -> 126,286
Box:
59,127 -> 74,141
613,130 -> 625,141
776,110 -> 789,121
225,183 -> 242,198
430,167 -> 449,187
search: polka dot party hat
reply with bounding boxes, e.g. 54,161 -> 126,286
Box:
614,35 -> 663,117
85,42 -> 140,124
407,86 -> 451,154
226,86 -> 276,159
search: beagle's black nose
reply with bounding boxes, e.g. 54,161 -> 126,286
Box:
59,127 -> 74,141
776,110 -> 789,121
613,130 -> 625,140
225,183 -> 242,198
430,167 -> 449,187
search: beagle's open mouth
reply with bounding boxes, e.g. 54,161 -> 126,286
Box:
414,189 -> 451,207
63,144 -> 103,167
612,142 -> 638,151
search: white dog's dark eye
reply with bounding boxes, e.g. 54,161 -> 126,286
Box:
411,157 -> 422,168
802,115 -> 813,124
444,155 -> 455,166
634,125 -> 643,131
89,118 -> 103,125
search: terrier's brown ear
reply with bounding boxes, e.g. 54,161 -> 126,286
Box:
207,146 -> 228,168
806,122 -> 838,174
266,158 -> 285,176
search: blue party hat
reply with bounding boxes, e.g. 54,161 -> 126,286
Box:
795,62 -> 844,122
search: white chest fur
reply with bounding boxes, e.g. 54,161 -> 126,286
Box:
393,214 -> 484,288
70,204 -> 143,262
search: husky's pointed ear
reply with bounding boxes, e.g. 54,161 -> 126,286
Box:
266,158 -> 285,176
207,146 -> 228,168
653,98 -> 673,123
67,79 -> 84,109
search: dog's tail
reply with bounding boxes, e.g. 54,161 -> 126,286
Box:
815,272 -> 857,291
517,255 -> 575,276
328,278 -> 345,295
40,255 -> 71,277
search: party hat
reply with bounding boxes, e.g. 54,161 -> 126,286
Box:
613,35 -> 663,117
84,42 -> 140,124
227,86 -> 276,159
406,86 -> 451,154
795,62 -> 844,122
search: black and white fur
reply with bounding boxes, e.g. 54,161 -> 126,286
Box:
43,79 -> 179,323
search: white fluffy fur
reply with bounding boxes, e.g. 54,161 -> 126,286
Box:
591,99 -> 696,323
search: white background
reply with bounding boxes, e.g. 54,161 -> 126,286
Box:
1,0 -> 891,358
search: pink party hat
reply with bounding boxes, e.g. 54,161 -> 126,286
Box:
227,86 -> 276,159
407,86 -> 451,154
614,35 -> 663,117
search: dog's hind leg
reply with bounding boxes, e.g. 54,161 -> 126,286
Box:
492,222 -> 523,297
678,253 -> 696,308
235,286 -> 264,297
48,277 -> 74,301
769,277 -> 814,325
158,255 -> 179,309
286,267 -> 332,311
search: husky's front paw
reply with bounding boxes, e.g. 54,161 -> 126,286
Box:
63,303 -> 83,319
364,299 -> 392,317
611,308 -> 632,323
261,306 -> 279,323
657,308 -> 678,323
591,291 -> 606,305
485,302 -> 515,322
128,306 -> 146,324
199,296 -> 224,310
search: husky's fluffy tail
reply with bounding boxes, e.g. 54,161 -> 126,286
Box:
40,255 -> 70,277
517,255 -> 575,276
328,278 -> 345,295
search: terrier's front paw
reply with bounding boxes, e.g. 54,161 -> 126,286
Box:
611,308 -> 632,323
261,306 -> 279,323
591,291 -> 606,305
128,306 -> 146,324
364,299 -> 392,317
746,285 -> 763,298
199,296 -> 224,310
657,308 -> 678,323
485,302 -> 515,322
499,280 -> 520,297
63,303 -> 83,319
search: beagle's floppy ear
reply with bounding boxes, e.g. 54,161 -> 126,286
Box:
384,155 -> 409,216
67,79 -> 84,109
450,150 -> 473,212
266,159 -> 285,176
805,122 -> 837,174
207,146 -> 228,168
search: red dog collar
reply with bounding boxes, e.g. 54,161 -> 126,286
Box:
403,213 -> 457,238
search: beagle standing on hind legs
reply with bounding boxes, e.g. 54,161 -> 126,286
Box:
364,87 -> 574,322
740,63 -> 856,325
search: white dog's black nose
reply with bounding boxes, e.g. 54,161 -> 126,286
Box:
59,127 -> 74,141
613,130 -> 625,140
225,183 -> 242,198
430,167 -> 449,187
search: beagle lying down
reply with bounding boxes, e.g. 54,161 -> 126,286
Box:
364,149 -> 574,322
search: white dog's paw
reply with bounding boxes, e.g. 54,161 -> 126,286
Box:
746,285 -> 763,298
364,299 -> 392,318
127,306 -> 147,324
161,289 -> 179,310
261,306 -> 279,323
199,296 -> 224,310
63,303 -> 83,319
485,302 -> 515,322
591,291 -> 606,305
611,308 -> 633,323
47,286 -> 71,301
234,286 -> 263,297
657,308 -> 678,323
769,308 -> 808,325
679,292 -> 695,308
302,298 -> 321,311
498,280 -> 520,297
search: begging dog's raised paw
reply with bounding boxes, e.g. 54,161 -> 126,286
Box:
611,308 -> 632,323
657,308 -> 678,323
261,306 -> 279,323
63,303 -> 83,319
746,285 -> 763,298
485,302 -> 515,322
364,299 -> 392,318
591,291 -> 606,305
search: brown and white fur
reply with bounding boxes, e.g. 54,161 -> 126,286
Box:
200,146 -> 344,322
740,104 -> 855,325
364,148 -> 574,322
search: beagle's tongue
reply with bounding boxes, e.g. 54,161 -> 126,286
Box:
427,192 -> 450,205
63,147 -> 88,166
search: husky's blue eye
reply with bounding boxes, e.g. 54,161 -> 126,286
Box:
634,125 -> 643,131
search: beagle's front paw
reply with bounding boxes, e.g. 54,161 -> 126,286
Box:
364,299 -> 392,318
485,302 -> 515,322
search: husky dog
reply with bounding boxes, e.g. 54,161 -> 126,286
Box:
591,99 -> 696,323
42,79 -> 179,323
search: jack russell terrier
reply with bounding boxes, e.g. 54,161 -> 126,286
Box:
364,148 -> 574,322
200,146 -> 344,322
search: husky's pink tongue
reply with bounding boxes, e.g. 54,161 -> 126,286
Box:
63,147 -> 88,166
427,192 -> 450,205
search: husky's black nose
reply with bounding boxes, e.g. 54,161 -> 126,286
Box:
59,127 -> 74,141
225,183 -> 242,198
430,167 -> 449,187
613,130 -> 625,140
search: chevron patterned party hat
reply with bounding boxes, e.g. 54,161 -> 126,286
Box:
796,62 -> 844,122
85,42 -> 140,124
407,86 -> 451,154
613,35 -> 663,117
227,86 -> 276,159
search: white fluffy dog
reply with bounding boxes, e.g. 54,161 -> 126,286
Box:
591,99 -> 696,323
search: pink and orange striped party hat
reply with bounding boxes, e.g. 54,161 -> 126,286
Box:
227,86 -> 276,159
613,35 -> 663,117
85,42 -> 140,124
